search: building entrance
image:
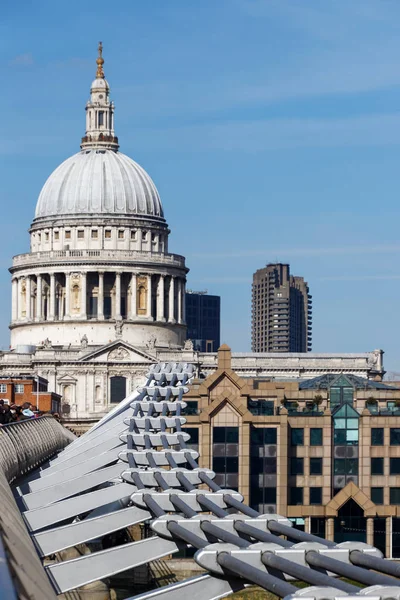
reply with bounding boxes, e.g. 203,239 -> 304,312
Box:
334,499 -> 366,543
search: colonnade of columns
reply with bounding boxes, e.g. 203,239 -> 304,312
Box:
11,271 -> 186,325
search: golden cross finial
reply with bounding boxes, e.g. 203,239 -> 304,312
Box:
96,41 -> 105,78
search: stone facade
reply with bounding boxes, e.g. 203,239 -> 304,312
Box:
181,345 -> 400,558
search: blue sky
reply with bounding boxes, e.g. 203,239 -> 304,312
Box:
1,1 -> 400,372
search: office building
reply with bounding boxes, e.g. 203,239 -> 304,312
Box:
251,263 -> 312,353
185,291 -> 220,352
183,345 -> 400,558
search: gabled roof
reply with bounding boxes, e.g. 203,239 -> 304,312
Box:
76,340 -> 156,363
299,373 -> 399,391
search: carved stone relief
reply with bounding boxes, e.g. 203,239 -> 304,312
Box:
108,347 -> 130,361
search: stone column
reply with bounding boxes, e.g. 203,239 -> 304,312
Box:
80,272 -> 87,319
26,276 -> 32,320
146,274 -> 152,319
115,272 -> 121,319
168,276 -> 175,323
157,274 -> 165,322
182,278 -> 186,324
49,273 -> 56,320
130,273 -> 137,319
138,229 -> 143,252
64,273 -> 70,319
304,516 -> 311,534
326,518 -> 334,542
366,517 -> 374,546
11,277 -> 18,322
177,279 -> 183,324
36,275 -> 42,321
386,516 -> 392,559
17,278 -> 23,320
98,272 -> 104,320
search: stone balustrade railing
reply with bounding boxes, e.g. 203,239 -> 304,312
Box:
12,248 -> 186,268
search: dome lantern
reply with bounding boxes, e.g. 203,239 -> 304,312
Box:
81,42 -> 119,152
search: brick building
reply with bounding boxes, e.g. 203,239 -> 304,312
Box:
182,344 -> 400,558
0,376 -> 61,413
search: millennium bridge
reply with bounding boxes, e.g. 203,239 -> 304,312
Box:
3,362 -> 400,600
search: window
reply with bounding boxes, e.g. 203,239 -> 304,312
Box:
110,376 -> 126,404
77,230 -> 84,239
390,488 -> 400,505
250,427 -> 277,445
181,401 -> 198,416
65,230 -> 71,239
371,428 -> 384,446
14,384 -> 24,393
131,230 -> 137,240
391,458 -> 400,475
310,457 -> 323,475
334,458 -> 358,475
371,457 -> 384,475
118,230 -> 124,239
247,399 -> 274,416
371,487 -> 384,504
289,487 -> 303,505
291,428 -> 304,446
250,427 -> 277,512
91,230 -> 98,239
213,426 -> 239,490
310,487 -> 322,505
105,230 -> 111,239
310,428 -> 322,446
290,458 -> 304,475
391,429 -> 400,445
0,384 -> 6,393
98,111 -> 104,126
181,427 -> 199,451
54,231 -> 59,240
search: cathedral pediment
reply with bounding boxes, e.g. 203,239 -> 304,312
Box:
77,341 -> 156,364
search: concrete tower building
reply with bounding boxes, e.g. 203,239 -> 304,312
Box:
251,263 -> 312,353
10,43 -> 188,351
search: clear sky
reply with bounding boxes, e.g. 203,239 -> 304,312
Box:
1,1 -> 400,372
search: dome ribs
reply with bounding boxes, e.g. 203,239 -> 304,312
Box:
33,149 -> 165,221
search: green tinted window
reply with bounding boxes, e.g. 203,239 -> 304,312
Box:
290,458 -> 304,475
310,457 -> 322,475
391,429 -> 400,445
310,428 -> 322,446
390,488 -> 400,504
371,487 -> 383,504
291,428 -> 304,446
371,457 -> 384,475
371,428 -> 384,446
310,487 -> 322,505
391,458 -> 400,475
289,487 -> 303,505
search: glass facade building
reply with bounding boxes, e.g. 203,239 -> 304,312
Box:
185,291 -> 220,352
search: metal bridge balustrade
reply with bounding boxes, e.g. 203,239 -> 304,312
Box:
2,366 -> 400,599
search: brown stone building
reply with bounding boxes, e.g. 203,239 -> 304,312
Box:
182,344 -> 400,558
0,376 -> 61,413
251,263 -> 312,352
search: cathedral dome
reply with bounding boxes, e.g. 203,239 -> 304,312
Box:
34,149 -> 164,220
